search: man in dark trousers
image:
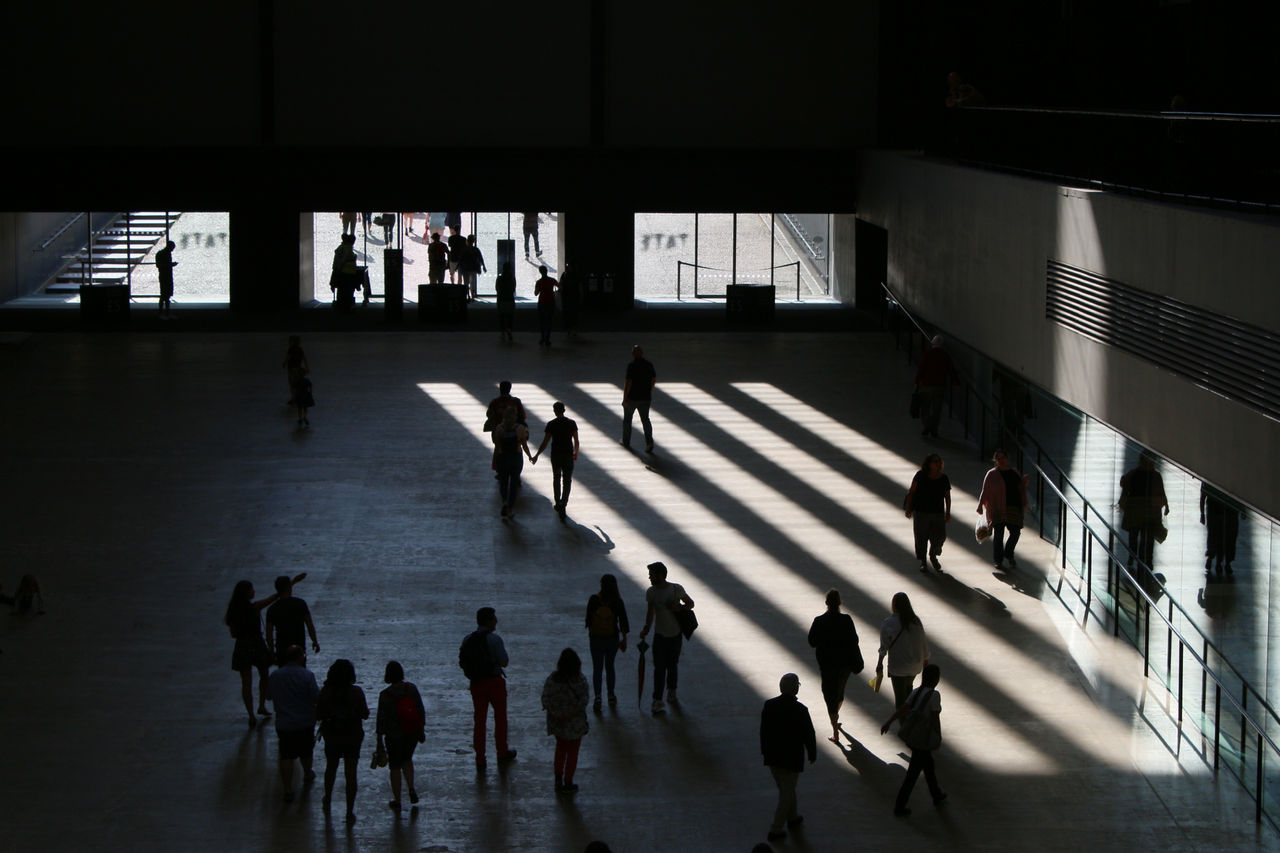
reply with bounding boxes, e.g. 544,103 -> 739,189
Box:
155,240 -> 177,317
533,401 -> 580,518
914,335 -> 953,438
534,265 -> 558,346
459,607 -> 517,769
622,344 -> 657,452
760,672 -> 817,842
265,575 -> 320,664
269,644 -> 319,803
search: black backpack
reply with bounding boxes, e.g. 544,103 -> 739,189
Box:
459,630 -> 493,680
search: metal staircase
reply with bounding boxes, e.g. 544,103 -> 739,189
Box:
45,211 -> 181,293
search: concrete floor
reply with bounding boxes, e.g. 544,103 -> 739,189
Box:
0,328 -> 1274,853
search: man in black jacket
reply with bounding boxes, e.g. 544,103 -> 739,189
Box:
760,673 -> 817,842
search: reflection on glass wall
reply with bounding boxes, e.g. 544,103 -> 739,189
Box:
312,212 -> 559,302
633,213 -> 832,301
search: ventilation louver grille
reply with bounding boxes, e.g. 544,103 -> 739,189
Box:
1046,259 -> 1280,421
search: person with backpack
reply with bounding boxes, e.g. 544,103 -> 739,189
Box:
807,588 -> 863,744
375,660 -> 425,811
880,663 -> 946,815
460,607 -> 517,769
585,574 -> 630,712
316,659 -> 369,820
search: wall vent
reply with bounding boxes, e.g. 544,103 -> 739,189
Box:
1046,259 -> 1280,421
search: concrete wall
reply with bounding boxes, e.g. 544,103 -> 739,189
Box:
853,150 -> 1280,517
0,213 -> 117,302
8,1 -> 878,150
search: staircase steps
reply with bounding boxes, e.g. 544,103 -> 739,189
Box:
46,211 -> 181,293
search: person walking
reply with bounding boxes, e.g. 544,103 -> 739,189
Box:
905,453 -> 952,572
155,240 -> 177,317
638,561 -> 694,715
880,663 -> 946,815
760,673 -> 817,842
913,335 -> 953,437
541,648 -> 590,794
484,380 -> 527,430
427,232 -> 449,284
316,659 -> 369,820
376,660 -> 425,812
331,233 -> 360,311
224,572 -> 306,728
533,401 -> 579,518
492,406 -> 533,519
977,448 -> 1030,570
522,211 -> 542,258
1119,454 -> 1169,572
269,644 -> 320,803
459,607 -> 517,769
584,573 -> 630,712
447,227 -> 468,284
875,592 -> 930,712
265,574 -> 320,665
496,262 -> 516,342
282,335 -> 309,406
622,345 -> 657,452
459,233 -> 486,302
806,589 -> 862,744
534,265 -> 558,346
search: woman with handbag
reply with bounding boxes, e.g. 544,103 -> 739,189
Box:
875,592 -> 929,712
976,448 -> 1030,570
880,663 -> 946,815
807,588 -> 863,744
375,660 -> 425,811
316,659 -> 370,820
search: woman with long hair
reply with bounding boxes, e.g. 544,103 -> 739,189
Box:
224,572 -> 306,728
492,405 -> 533,518
376,660 -> 426,812
541,648 -> 590,794
316,659 -> 369,820
875,592 -> 930,712
807,588 -> 862,743
905,453 -> 951,572
585,573 -> 630,712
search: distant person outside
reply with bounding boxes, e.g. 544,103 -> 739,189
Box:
427,232 -> 449,284
522,211 -> 542,258
459,234 -> 486,302
496,263 -> 516,342
622,345 -> 657,452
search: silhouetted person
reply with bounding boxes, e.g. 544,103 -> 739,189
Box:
282,335 -> 309,406
155,240 -> 176,317
638,561 -> 694,715
270,644 -> 319,802
881,663 -> 946,815
977,448 -> 1029,570
447,227 -> 468,284
265,574 -> 320,664
905,453 -> 951,572
427,232 -> 448,284
485,380 -> 527,430
496,263 -> 516,342
760,672 -> 816,842
492,406 -> 533,518
541,647 -> 590,794
459,233 -> 486,302
913,335 -> 952,437
622,344 -> 657,452
807,589 -> 862,743
459,607 -> 517,769
1119,454 -> 1169,571
331,233 -> 360,312
1200,483 -> 1241,576
339,211 -> 357,236
316,658 -> 368,820
535,265 -> 558,346
522,211 -> 541,258
1,574 -> 45,614
584,573 -> 630,711
224,573 -> 305,728
376,660 -> 425,811
559,261 -> 581,337
533,401 -> 579,518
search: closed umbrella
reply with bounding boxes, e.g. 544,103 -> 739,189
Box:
636,638 -> 649,710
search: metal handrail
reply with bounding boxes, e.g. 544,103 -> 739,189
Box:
881,281 -> 1280,781
33,212 -> 87,252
